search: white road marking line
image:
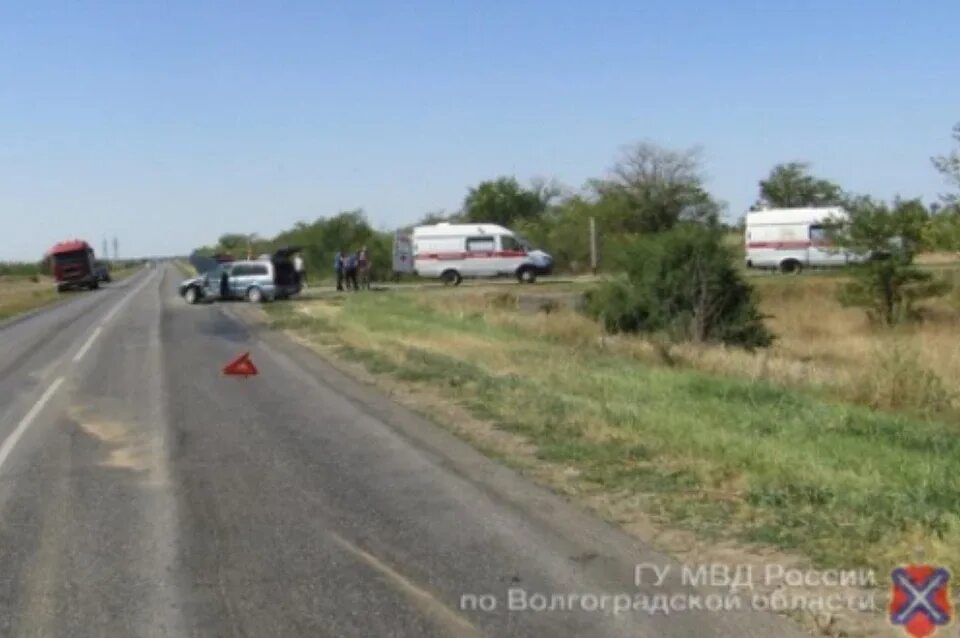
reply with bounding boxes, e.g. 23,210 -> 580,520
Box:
327,531 -> 485,637
102,270 -> 153,324
101,290 -> 133,323
71,269 -> 156,365
72,326 -> 103,363
0,377 -> 65,472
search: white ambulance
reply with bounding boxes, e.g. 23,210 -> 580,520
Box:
394,223 -> 553,285
744,207 -> 863,273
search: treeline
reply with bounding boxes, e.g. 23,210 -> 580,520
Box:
194,211 -> 395,281
0,262 -> 45,277
201,126 -> 960,280
198,122 -> 960,345
0,258 -> 146,278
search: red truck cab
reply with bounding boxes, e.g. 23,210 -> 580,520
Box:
48,240 -> 99,292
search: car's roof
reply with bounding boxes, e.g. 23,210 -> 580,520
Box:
228,259 -> 271,266
745,207 -> 847,225
413,223 -> 512,237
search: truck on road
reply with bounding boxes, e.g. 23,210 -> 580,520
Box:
47,240 -> 99,292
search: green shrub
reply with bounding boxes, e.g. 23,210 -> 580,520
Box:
838,256 -> 949,325
585,224 -> 773,348
834,196 -> 948,325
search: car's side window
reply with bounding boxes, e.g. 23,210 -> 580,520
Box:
250,264 -> 268,276
466,237 -> 495,253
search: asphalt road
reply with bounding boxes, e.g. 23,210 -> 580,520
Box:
0,263 -> 810,637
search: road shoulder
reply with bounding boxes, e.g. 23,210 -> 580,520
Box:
223,301 -> 829,637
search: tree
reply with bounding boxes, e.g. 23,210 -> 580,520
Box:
416,210 -> 458,226
272,210 -> 390,279
215,233 -> 250,256
585,224 -> 773,348
932,122 -> 960,205
758,162 -> 843,208
923,209 -> 960,252
834,197 -> 947,325
462,177 -> 551,226
590,142 -> 720,233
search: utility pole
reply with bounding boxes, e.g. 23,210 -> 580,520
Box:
102,237 -> 109,262
113,236 -> 119,261
589,217 -> 598,275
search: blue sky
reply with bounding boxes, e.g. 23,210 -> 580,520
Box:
2,0 -> 958,260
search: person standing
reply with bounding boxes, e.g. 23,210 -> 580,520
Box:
334,250 -> 345,291
357,246 -> 370,290
293,252 -> 306,288
344,251 -> 359,291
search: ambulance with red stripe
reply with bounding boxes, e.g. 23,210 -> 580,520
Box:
744,207 -> 863,273
400,223 -> 553,285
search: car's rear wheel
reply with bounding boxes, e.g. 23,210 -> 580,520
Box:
247,286 -> 264,303
184,287 -> 199,304
440,270 -> 462,286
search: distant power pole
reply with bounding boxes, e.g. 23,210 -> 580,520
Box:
102,237 -> 108,261
113,237 -> 119,261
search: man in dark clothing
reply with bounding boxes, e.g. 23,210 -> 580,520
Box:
219,269 -> 230,298
344,251 -> 359,291
334,251 -> 345,291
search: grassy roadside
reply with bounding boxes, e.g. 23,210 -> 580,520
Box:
264,288 -> 959,578
0,265 -> 141,322
0,276 -> 59,321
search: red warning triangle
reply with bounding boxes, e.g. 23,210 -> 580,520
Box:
223,352 -> 258,377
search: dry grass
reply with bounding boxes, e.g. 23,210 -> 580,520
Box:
403,274 -> 960,419
0,275 -> 58,321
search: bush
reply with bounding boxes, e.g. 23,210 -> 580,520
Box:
834,196 -> 948,325
852,341 -> 954,417
585,224 -> 773,348
838,256 -> 949,325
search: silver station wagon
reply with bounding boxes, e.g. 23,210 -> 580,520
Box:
180,247 -> 302,304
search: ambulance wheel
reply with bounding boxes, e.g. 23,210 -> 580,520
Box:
779,259 -> 802,274
517,267 -> 537,284
441,270 -> 462,286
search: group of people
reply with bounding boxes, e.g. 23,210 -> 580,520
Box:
334,247 -> 371,291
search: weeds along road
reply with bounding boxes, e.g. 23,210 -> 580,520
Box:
0,263 -> 808,637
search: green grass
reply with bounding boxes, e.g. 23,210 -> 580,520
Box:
266,292 -> 960,572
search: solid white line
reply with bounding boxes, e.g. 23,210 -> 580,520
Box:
72,325 -> 103,363
0,377 -> 65,472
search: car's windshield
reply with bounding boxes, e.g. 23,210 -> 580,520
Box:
53,250 -> 89,266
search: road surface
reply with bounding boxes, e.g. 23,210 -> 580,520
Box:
0,264 -> 809,637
